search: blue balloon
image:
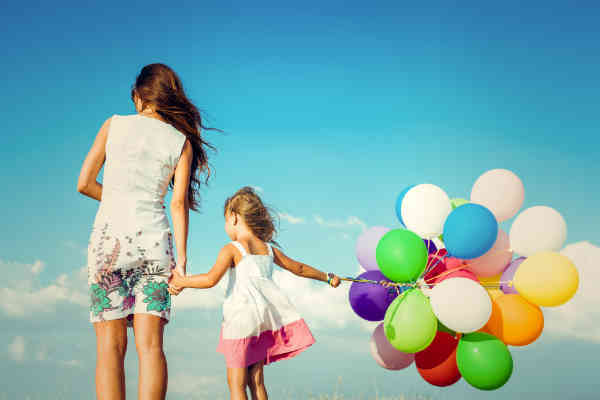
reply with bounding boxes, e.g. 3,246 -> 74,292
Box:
395,185 -> 416,226
443,203 -> 498,259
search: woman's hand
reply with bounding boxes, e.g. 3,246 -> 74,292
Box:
168,269 -> 187,295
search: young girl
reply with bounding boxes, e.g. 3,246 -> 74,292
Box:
168,186 -> 341,400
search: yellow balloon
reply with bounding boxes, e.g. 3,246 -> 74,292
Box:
513,252 -> 579,307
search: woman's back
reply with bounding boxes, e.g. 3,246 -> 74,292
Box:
89,113 -> 186,277
97,114 -> 186,232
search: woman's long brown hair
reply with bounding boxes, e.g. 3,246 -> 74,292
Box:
131,63 -> 219,211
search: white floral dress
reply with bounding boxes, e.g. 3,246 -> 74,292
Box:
87,114 -> 186,326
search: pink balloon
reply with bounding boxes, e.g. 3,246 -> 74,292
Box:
466,229 -> 513,278
445,257 -> 464,269
426,257 -> 475,285
435,268 -> 478,284
370,323 -> 414,370
470,169 -> 524,223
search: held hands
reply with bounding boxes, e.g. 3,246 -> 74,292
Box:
168,263 -> 186,296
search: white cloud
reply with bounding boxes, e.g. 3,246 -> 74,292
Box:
250,185 -> 264,193
31,260 -> 44,275
277,212 -> 306,225
314,215 -> 367,232
8,336 -> 25,362
272,269 -> 361,330
545,241 -> 600,342
0,260 -> 87,318
169,373 -> 222,395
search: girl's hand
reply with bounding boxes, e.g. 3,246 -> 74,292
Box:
168,284 -> 183,296
329,274 -> 341,288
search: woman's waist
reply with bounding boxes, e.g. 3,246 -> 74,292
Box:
93,206 -> 170,231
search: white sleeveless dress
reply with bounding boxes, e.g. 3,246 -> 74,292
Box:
87,114 -> 186,326
216,241 -> 315,368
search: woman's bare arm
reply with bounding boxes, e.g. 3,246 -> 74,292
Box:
77,117 -> 112,201
170,139 -> 193,275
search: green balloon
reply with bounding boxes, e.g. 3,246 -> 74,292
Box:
383,289 -> 437,353
376,229 -> 427,282
451,198 -> 469,210
457,332 -> 513,390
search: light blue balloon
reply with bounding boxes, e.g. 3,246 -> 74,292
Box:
443,203 -> 498,259
395,185 -> 416,227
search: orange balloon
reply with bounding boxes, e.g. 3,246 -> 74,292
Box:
484,294 -> 544,346
486,288 -> 503,300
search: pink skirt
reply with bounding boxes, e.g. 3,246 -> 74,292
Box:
216,318 -> 315,368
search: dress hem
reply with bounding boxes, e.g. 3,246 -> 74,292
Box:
216,318 -> 315,368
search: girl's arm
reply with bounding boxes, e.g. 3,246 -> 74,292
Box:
170,139 -> 193,275
77,117 -> 112,201
272,247 -> 341,287
169,244 -> 235,290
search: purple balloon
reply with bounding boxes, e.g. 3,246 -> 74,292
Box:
349,271 -> 399,321
501,257 -> 526,294
423,238 -> 438,254
356,226 -> 391,271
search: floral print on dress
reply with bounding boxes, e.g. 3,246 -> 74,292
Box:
90,283 -> 112,316
87,221 -> 176,324
143,281 -> 171,312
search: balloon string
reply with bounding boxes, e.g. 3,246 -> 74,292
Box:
340,277 -> 416,289
423,252 -> 444,276
422,253 -> 450,281
341,276 -> 514,291
424,247 -> 514,283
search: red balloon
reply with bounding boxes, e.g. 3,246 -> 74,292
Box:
423,254 -> 446,282
415,331 -> 461,387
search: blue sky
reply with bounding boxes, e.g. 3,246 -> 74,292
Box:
1,1 -> 599,399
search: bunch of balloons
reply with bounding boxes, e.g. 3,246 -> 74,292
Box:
350,169 -> 579,391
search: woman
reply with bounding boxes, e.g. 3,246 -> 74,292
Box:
77,63 -> 215,400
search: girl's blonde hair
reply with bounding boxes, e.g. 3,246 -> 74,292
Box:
224,187 -> 279,245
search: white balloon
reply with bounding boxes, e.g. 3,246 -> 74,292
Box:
401,184 -> 451,238
509,206 -> 567,257
471,169 -> 525,222
429,277 -> 492,333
